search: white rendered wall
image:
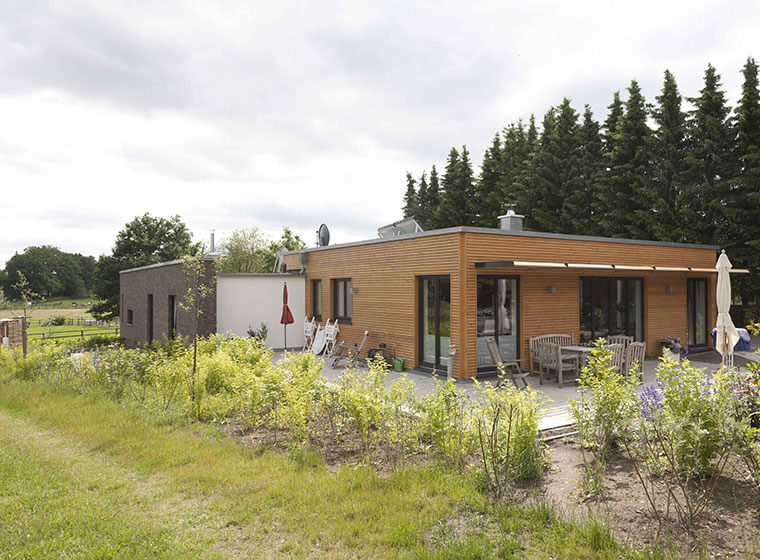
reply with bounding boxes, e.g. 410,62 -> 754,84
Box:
216,274 -> 305,349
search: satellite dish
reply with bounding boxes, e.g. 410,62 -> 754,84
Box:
317,223 -> 330,247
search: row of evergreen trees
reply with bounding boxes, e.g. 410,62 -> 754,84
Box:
402,59 -> 760,303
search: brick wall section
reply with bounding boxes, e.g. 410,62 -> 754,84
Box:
120,259 -> 217,345
0,320 -> 23,346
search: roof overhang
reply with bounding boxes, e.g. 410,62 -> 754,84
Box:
474,260 -> 750,273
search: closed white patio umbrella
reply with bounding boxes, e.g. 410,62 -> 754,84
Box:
715,250 -> 740,367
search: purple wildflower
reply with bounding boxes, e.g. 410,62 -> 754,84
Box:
638,384 -> 663,419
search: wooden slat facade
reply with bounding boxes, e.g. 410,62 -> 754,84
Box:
286,229 -> 719,378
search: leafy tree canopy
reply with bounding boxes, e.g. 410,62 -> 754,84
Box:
2,246 -> 96,300
91,214 -> 199,320
216,227 -> 307,273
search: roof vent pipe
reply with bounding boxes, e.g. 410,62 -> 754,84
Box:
498,207 -> 524,231
209,230 -> 216,253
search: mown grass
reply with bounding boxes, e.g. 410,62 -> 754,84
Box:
0,380 -> 679,559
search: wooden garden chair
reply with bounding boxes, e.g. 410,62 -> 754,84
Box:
485,336 -> 530,390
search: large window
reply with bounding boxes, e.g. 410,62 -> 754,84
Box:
580,277 -> 643,343
312,279 -> 322,320
687,278 -> 708,348
333,278 -> 352,323
477,276 -> 519,371
419,276 -> 451,370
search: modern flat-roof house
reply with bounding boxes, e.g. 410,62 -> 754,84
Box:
282,213 -> 733,379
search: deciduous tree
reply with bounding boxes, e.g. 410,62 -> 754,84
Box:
91,214 -> 199,320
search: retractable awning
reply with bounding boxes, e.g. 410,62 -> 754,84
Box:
473,260 -> 750,273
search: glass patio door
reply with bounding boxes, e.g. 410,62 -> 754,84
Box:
419,276 -> 451,370
687,278 -> 708,348
477,276 -> 519,371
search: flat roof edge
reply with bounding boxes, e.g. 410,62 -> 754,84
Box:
285,226 -> 720,254
218,272 -> 305,278
119,255 -> 217,274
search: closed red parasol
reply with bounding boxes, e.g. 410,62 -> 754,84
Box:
280,282 -> 294,350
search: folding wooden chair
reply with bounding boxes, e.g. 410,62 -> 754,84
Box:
331,330 -> 370,368
484,336 -> 530,390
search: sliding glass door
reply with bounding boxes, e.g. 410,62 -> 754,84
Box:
419,276 -> 451,370
580,277 -> 643,343
687,278 -> 708,348
476,276 -> 519,371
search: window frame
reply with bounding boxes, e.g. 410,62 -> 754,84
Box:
476,275 -> 520,372
332,278 -> 352,324
312,279 -> 322,321
580,276 -> 644,343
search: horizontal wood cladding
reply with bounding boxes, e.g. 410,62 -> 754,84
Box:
303,233 -> 462,375
464,231 -> 717,268
295,230 -> 717,379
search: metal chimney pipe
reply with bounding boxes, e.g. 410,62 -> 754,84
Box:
210,231 -> 215,253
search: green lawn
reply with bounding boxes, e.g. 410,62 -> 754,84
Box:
0,380 -> 673,559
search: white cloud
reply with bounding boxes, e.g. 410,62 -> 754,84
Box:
1,0 -> 758,266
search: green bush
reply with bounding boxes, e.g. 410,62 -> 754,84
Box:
473,379 -> 548,497
568,341 -> 638,496
44,315 -> 67,326
636,359 -> 745,477
419,379 -> 471,469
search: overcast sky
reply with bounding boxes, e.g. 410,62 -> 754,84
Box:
1,0 -> 758,266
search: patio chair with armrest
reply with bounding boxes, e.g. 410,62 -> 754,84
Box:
607,343 -> 625,374
537,341 -> 579,389
331,330 -> 370,368
529,334 -> 573,374
484,336 -> 530,390
625,341 -> 645,380
607,334 -> 633,350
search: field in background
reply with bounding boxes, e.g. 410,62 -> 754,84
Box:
0,297 -> 119,338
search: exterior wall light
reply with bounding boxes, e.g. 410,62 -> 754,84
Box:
665,286 -> 674,293
547,286 -> 557,294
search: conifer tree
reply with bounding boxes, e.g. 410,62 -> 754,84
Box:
438,148 -> 464,227
682,64 -> 736,246
402,172 -> 418,218
415,171 -> 430,227
427,165 -> 441,229
602,92 -> 624,155
592,92 -> 624,235
515,108 -> 560,231
526,114 -> 538,149
564,105 -> 602,234
595,81 -> 655,239
651,70 -> 688,241
474,133 -> 504,227
499,121 -> 528,213
733,57 -> 760,302
459,146 -> 476,225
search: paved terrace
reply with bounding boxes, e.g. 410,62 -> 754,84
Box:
274,341 -> 759,432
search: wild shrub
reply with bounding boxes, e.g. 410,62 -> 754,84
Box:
419,379 -> 471,470
473,379 -> 548,498
43,315 -> 67,326
569,340 -> 638,495
627,359 -> 749,528
150,355 -> 185,412
92,347 -> 149,401
275,351 -> 324,442
381,375 -> 421,464
331,358 -> 391,458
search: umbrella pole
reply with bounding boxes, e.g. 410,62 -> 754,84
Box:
284,325 -> 287,354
